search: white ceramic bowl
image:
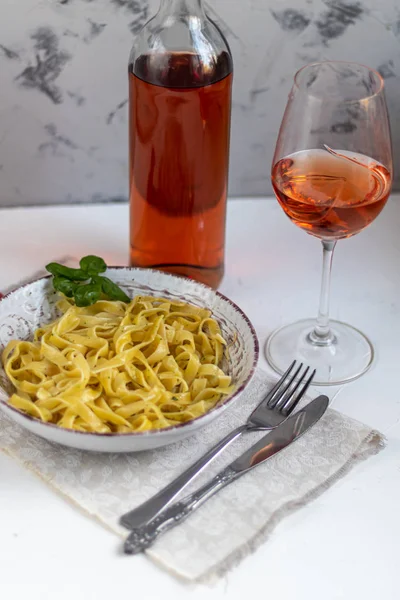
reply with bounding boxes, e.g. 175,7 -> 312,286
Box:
0,268 -> 259,452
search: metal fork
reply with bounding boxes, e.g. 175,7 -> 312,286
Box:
120,360 -> 315,530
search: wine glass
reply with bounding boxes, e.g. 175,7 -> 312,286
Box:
266,61 -> 393,385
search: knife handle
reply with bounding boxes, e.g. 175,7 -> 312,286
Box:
120,425 -> 248,530
124,466 -> 238,555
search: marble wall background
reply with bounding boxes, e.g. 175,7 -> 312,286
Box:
0,0 -> 399,206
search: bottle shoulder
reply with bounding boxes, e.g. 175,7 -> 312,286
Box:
129,12 -> 232,87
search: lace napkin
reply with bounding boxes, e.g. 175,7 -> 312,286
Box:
0,368 -> 384,583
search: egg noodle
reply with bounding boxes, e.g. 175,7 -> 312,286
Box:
2,296 -> 233,433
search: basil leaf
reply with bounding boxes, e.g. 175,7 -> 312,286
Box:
99,277 -> 130,303
74,282 -> 102,307
46,257 -> 130,306
46,263 -> 88,281
53,276 -> 77,298
80,255 -> 107,276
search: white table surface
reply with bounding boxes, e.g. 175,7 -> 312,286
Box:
0,197 -> 399,599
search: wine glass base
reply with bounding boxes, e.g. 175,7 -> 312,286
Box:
265,318 -> 374,386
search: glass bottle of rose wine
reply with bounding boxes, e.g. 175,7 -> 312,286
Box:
128,0 -> 233,289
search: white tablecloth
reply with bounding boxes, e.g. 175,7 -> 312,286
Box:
0,197 -> 399,599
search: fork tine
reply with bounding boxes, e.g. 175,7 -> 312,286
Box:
268,362 -> 304,409
261,360 -> 297,407
273,363 -> 307,410
283,368 -> 316,415
275,366 -> 310,410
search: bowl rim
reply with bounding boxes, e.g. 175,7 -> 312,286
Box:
0,266 -> 259,438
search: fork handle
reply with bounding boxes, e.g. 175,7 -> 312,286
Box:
124,466 -> 239,554
120,424 -> 247,530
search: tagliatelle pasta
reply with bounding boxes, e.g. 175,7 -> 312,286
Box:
2,295 -> 233,433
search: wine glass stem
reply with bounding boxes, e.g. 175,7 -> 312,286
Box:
309,240 -> 337,345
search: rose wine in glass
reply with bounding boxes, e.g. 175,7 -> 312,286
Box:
272,149 -> 391,239
267,62 -> 393,385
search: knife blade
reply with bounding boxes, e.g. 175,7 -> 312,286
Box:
124,394 -> 329,554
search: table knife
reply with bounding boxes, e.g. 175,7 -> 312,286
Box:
123,394 -> 329,554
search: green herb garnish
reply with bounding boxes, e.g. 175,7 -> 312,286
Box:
46,255 -> 130,307
100,276 -> 132,302
79,255 -> 107,276
46,263 -> 88,281
52,276 -> 77,298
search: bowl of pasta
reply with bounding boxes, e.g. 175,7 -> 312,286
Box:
0,267 -> 258,452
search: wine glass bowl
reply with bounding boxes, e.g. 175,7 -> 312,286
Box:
266,61 -> 393,385
271,147 -> 391,240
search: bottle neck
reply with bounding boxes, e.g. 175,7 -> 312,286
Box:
159,0 -> 205,17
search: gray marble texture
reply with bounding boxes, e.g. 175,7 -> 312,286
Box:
0,0 -> 399,205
